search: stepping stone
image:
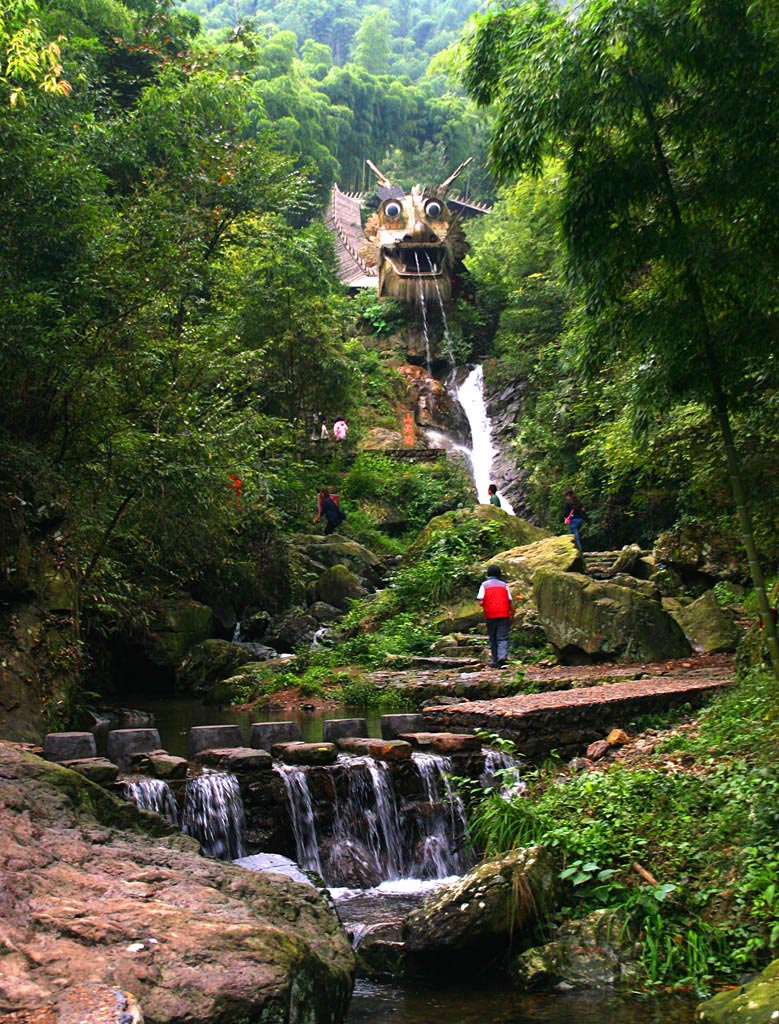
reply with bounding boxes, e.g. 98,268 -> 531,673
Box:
250,721 -> 301,748
43,732 -> 96,762
187,725 -> 243,758
397,732 -> 481,754
322,718 -> 369,741
107,728 -> 162,769
381,713 -> 426,739
193,747 -> 273,772
271,741 -> 338,766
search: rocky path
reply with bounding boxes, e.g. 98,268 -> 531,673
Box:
418,653 -> 734,761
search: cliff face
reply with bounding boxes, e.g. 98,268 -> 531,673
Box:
484,377 -> 534,521
0,741 -> 355,1024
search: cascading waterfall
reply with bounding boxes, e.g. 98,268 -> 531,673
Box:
181,770 -> 246,861
414,253 -> 433,381
455,365 -> 516,514
425,252 -> 456,366
275,754 -> 469,886
274,764 -> 323,875
409,752 -> 469,878
124,777 -> 179,826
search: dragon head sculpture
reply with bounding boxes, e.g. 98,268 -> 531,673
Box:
360,159 -> 472,306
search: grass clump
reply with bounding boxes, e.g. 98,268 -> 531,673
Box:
468,668 -> 779,993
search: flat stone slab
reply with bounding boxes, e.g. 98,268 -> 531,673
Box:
250,721 -> 302,748
271,741 -> 338,766
422,673 -> 734,761
188,725 -> 243,758
335,737 -> 413,762
322,718 -> 369,741
43,732 -> 97,762
193,747 -> 273,772
60,757 -> 120,786
397,732 -> 481,754
129,751 -> 188,779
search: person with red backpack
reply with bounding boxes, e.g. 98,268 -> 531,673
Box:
476,564 -> 515,669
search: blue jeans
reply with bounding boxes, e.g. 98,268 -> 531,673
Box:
568,516 -> 584,552
486,617 -> 511,667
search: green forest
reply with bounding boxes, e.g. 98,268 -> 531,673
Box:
3,0 -> 779,1013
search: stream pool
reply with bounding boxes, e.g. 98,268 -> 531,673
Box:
345,978 -> 697,1024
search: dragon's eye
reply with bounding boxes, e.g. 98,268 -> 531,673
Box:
384,201 -> 402,219
425,200 -> 443,218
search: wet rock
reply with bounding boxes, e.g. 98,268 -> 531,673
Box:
397,732 -> 481,754
272,741 -> 339,766
511,909 -> 639,990
129,751 -> 188,780
0,983 -> 144,1024
534,569 -> 692,664
60,757 -> 120,786
193,746 -> 273,772
323,718 -> 369,741
335,738 -> 413,762
0,742 -> 354,1024
403,846 -> 557,955
310,601 -> 345,623
264,607 -> 319,652
697,956 -> 779,1023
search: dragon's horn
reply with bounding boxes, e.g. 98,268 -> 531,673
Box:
366,159 -> 392,188
437,157 -> 474,195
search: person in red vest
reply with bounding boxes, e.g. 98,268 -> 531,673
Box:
476,564 -> 515,669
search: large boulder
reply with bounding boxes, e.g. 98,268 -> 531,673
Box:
176,638 -> 259,696
314,565 -> 365,609
486,535 -> 584,597
0,741 -> 354,1024
264,607 -> 319,652
654,521 -> 745,585
404,505 -> 548,565
293,535 -> 384,588
668,590 -> 741,654
697,957 -> 779,1024
534,569 -> 692,663
143,598 -> 214,669
511,909 -> 639,990
403,846 -> 557,955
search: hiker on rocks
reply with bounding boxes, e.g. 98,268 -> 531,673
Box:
563,488 -> 586,553
477,564 -> 514,669
319,414 -> 329,440
488,483 -> 502,508
333,416 -> 348,441
313,487 -> 345,535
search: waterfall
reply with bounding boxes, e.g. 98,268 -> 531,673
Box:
455,365 -> 516,514
124,777 -> 179,826
408,753 -> 469,879
275,754 -> 468,886
275,764 -> 323,876
181,770 -> 246,861
481,749 -> 525,800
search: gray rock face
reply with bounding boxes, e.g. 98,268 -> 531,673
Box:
534,569 -> 692,663
0,741 -> 354,1024
668,590 -> 741,654
403,846 -> 557,954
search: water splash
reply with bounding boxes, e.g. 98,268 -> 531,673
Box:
181,770 -> 246,860
124,777 -> 179,826
481,749 -> 526,800
414,252 -> 433,382
329,756 -> 405,883
275,764 -> 323,875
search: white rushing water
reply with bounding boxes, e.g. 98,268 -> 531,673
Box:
453,365 -> 516,514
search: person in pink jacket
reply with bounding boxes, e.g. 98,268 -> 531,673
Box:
477,564 -> 514,669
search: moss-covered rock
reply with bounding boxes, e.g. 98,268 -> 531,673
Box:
404,505 -> 548,565
534,569 -> 692,663
482,535 -> 583,598
697,958 -> 779,1024
176,638 -> 258,696
315,564 -> 365,609
144,598 -> 214,669
431,598 -> 485,634
669,590 -> 741,654
654,521 -> 745,584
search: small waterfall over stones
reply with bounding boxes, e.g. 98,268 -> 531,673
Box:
275,764 -> 323,876
481,749 -> 525,800
181,770 -> 246,861
274,753 -> 471,887
408,752 -> 469,879
124,777 -> 179,826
